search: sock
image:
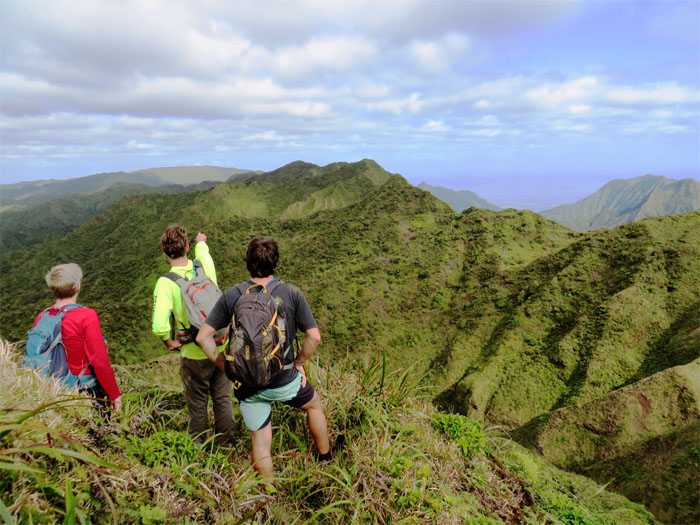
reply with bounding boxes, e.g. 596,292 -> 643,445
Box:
317,451 -> 332,462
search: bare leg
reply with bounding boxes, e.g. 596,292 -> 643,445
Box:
251,422 -> 274,481
301,392 -> 330,455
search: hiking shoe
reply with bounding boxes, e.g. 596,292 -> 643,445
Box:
332,433 -> 346,454
316,434 -> 346,463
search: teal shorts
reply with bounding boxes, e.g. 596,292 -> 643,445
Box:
239,374 -> 315,431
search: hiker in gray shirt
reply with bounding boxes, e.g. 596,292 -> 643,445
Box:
197,236 -> 331,481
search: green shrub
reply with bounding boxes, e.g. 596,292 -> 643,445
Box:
128,430 -> 200,469
432,413 -> 485,457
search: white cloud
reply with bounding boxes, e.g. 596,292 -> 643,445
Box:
524,76 -> 598,108
366,93 -> 424,115
568,104 -> 592,114
555,124 -> 591,132
198,0 -> 581,43
186,28 -> 252,67
474,115 -> 501,127
409,34 -> 471,74
241,131 -> 283,142
424,120 -> 447,131
273,36 -> 376,79
126,140 -> 156,150
469,128 -> 500,137
607,83 -> 697,105
355,84 -> 390,99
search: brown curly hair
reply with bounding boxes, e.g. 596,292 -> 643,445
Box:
161,224 -> 189,259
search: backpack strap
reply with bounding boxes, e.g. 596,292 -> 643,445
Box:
240,279 -> 284,295
192,259 -> 206,279
41,303 -> 83,317
40,303 -> 84,324
266,279 -> 283,294
60,303 -> 84,314
263,280 -> 295,370
234,281 -> 250,296
164,260 -> 202,284
164,272 -> 185,284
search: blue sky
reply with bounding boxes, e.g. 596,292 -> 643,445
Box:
1,0 -> 698,210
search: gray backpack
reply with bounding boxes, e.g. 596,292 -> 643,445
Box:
224,280 -> 294,388
165,260 -> 227,344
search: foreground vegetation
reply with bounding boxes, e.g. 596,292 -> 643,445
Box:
0,341 -> 655,524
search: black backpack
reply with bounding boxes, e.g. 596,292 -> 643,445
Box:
165,260 -> 227,344
224,280 -> 294,388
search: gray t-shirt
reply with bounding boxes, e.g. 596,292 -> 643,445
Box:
206,279 -> 317,400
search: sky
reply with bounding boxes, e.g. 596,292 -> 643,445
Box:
1,0 -> 698,210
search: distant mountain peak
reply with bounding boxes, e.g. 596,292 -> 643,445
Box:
416,181 -> 502,212
541,175 -> 700,230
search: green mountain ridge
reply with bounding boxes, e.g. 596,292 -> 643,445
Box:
541,174 -> 700,230
0,181 -> 222,252
417,181 -> 503,212
0,165 -> 250,208
434,212 -> 700,428
1,159 -> 698,521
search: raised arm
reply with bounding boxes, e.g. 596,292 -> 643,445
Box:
194,233 -> 217,285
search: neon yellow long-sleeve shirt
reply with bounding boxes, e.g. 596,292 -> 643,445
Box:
152,241 -> 225,360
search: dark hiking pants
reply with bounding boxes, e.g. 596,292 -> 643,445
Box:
180,357 -> 234,447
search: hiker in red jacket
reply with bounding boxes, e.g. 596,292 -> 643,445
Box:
35,263 -> 122,413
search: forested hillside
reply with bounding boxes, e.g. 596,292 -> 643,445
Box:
0,182 -> 222,252
1,159 -> 698,522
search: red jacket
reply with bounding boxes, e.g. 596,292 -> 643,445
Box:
34,306 -> 121,400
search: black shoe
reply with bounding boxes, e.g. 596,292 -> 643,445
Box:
332,433 -> 346,454
316,434 -> 346,462
317,451 -> 332,462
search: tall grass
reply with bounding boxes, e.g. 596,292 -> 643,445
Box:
1,340 -> 654,524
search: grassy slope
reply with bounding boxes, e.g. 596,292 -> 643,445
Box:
436,212 -> 700,428
1,341 -> 655,524
513,358 -> 700,524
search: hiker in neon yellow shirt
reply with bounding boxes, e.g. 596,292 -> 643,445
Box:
152,224 -> 233,446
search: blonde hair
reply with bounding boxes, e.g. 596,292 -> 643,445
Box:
45,263 -> 83,299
